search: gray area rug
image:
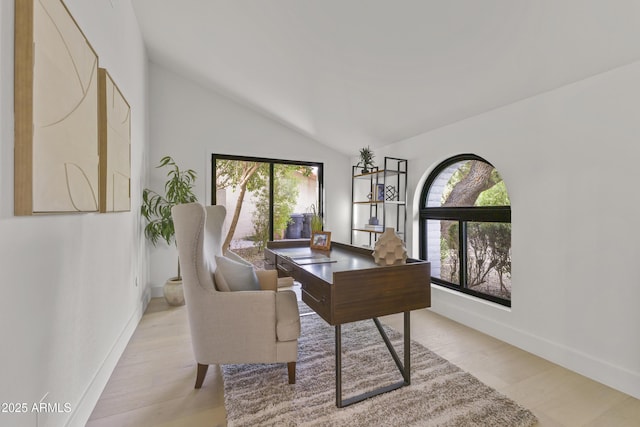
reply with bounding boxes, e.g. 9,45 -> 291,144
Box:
222,308 -> 538,427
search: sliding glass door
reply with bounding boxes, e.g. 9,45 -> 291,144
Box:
212,154 -> 323,266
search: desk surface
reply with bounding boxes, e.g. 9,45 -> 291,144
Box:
269,244 -> 385,284
266,240 -> 431,325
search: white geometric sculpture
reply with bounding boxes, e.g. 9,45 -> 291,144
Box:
372,228 -> 407,266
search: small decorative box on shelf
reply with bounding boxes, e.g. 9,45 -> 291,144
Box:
364,224 -> 384,232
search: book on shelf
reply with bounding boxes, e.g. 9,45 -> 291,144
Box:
364,224 -> 383,232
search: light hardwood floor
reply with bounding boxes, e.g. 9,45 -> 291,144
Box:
87,285 -> 640,426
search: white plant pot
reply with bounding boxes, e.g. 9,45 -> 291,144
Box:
163,277 -> 185,306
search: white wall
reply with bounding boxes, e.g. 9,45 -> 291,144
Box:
0,1 -> 149,426
376,60 -> 640,399
146,64 -> 351,295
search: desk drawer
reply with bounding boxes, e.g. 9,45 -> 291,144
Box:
276,257 -> 296,277
299,271 -> 331,322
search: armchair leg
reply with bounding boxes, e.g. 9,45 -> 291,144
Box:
287,362 -> 296,384
195,363 -> 209,389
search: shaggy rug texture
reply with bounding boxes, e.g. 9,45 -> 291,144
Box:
222,308 -> 538,427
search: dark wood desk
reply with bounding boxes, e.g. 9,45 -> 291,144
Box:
265,240 -> 431,407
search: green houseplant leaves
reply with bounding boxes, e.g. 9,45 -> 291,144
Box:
141,156 -> 197,279
356,146 -> 375,173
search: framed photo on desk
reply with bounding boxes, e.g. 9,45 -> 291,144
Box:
310,231 -> 331,250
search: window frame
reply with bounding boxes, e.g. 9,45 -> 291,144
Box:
419,154 -> 512,307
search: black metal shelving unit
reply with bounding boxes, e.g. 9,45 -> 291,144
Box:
350,157 -> 407,248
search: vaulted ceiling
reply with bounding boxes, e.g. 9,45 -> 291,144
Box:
131,0 -> 640,155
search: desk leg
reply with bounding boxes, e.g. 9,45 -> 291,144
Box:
335,312 -> 411,408
404,311 -> 410,384
335,324 -> 342,408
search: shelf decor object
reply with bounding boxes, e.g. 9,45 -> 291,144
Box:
15,0 -> 100,215
356,146 -> 376,173
376,183 -> 385,201
385,185 -> 397,201
372,228 -> 407,266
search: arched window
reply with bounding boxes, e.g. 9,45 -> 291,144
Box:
419,154 -> 512,306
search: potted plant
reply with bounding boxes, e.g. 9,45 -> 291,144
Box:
141,156 -> 197,306
356,146 -> 376,173
309,203 -> 323,233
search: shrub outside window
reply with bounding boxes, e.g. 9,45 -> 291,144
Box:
419,155 -> 512,306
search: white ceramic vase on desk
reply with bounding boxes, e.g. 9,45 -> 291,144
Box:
372,228 -> 407,266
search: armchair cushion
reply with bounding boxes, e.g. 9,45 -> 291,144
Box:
256,269 -> 278,291
213,269 -> 231,292
214,255 -> 261,292
224,249 -> 253,265
225,250 -> 278,291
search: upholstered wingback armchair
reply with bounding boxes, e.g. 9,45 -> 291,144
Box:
172,203 -> 300,387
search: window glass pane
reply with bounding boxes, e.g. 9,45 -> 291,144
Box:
426,219 -> 460,285
273,164 -> 319,242
426,160 -> 510,208
215,160 -> 269,254
476,174 -> 510,207
426,161 -> 466,207
214,156 -> 322,269
466,221 -> 512,300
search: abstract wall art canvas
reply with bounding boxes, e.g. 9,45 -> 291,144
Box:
99,68 -> 131,213
15,0 -> 99,215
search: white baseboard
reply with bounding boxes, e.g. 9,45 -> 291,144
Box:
430,286 -> 640,400
66,292 -> 151,427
